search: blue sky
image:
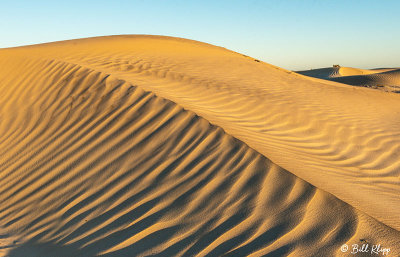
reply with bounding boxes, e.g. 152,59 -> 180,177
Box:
1,0 -> 399,70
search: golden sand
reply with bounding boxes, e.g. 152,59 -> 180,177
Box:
0,36 -> 399,256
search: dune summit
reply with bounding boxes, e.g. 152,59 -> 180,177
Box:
0,35 -> 399,256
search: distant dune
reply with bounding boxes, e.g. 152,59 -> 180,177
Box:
0,36 -> 399,256
297,66 -> 400,93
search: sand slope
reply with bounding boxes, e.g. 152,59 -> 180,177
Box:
298,66 -> 400,93
0,36 -> 399,256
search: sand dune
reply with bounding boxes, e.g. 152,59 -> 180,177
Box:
330,69 -> 400,93
298,66 -> 400,92
0,36 -> 399,256
296,66 -> 392,79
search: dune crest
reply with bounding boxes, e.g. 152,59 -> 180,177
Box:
0,36 -> 399,256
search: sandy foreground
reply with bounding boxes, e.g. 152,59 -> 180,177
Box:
0,35 -> 399,256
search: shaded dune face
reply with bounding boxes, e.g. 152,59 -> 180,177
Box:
330,69 -> 400,92
0,36 -> 399,256
297,67 -> 400,93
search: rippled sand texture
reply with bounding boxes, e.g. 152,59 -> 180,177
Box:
298,66 -> 400,93
0,36 -> 399,256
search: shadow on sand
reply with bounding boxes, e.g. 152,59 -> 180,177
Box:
7,241 -> 87,257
